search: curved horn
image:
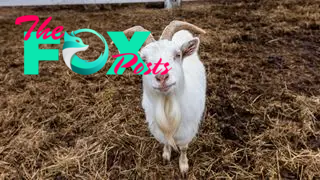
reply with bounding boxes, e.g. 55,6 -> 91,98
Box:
160,20 -> 206,40
122,26 -> 155,46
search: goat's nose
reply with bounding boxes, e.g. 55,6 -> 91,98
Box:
155,74 -> 169,83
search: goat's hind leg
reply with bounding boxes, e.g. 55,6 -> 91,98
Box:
162,144 -> 172,162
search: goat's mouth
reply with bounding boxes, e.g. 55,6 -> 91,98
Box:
153,82 -> 176,92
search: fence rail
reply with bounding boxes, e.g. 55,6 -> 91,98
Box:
0,0 -> 167,7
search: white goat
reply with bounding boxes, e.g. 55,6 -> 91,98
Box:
122,21 -> 206,175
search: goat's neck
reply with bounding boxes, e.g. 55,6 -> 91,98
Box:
153,93 -> 181,136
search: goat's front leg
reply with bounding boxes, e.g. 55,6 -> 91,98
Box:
179,144 -> 189,176
162,144 -> 172,161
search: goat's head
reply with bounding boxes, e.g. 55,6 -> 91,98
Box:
122,21 -> 206,95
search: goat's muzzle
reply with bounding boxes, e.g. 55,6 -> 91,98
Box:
155,74 -> 169,84
154,73 -> 176,92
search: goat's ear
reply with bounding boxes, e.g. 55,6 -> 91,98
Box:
181,37 -> 199,58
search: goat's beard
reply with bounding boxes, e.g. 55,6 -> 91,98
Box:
154,95 -> 181,150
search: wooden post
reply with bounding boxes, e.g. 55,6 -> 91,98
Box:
165,0 -> 181,9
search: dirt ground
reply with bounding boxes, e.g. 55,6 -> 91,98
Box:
0,0 -> 319,179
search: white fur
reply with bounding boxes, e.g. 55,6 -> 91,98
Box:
141,30 -> 206,147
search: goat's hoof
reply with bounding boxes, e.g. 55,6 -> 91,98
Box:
180,171 -> 188,179
162,151 -> 171,161
179,162 -> 189,177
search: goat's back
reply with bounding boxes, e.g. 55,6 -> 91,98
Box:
172,30 -> 206,145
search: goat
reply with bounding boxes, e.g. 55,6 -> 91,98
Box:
122,20 -> 206,175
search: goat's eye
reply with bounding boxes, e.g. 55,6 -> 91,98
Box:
175,53 -> 181,59
141,56 -> 148,63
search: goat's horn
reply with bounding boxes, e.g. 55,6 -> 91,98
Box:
160,20 -> 206,40
112,26 -> 155,47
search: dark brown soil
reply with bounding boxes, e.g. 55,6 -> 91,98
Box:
0,0 -> 319,179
